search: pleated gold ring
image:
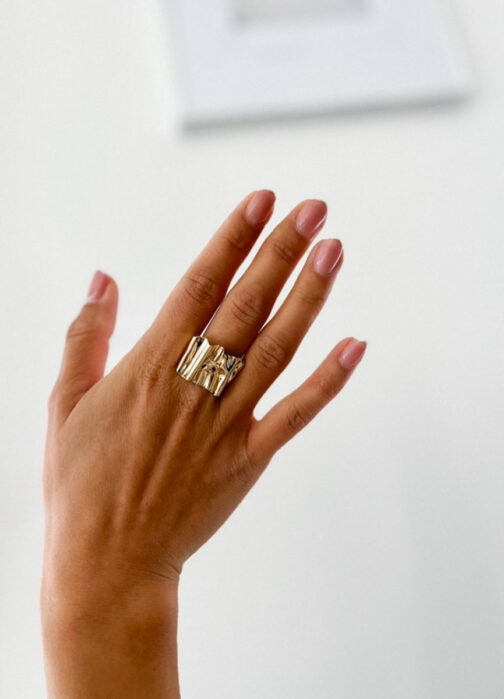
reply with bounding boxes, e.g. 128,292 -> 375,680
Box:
176,336 -> 245,397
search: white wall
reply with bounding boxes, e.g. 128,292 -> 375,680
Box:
1,1 -> 503,697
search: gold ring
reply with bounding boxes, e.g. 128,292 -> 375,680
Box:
176,336 -> 245,397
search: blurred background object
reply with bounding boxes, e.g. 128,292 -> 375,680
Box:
171,0 -> 472,125
0,1 -> 503,698
234,0 -> 364,23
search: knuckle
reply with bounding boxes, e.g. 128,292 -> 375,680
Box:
65,308 -> 100,342
253,332 -> 290,371
312,374 -> 338,403
136,350 -> 171,390
286,404 -> 312,434
183,272 -> 221,309
223,224 -> 252,253
295,286 -> 326,310
172,381 -> 202,418
267,236 -> 298,266
226,450 -> 256,488
228,286 -> 263,327
136,347 -> 204,416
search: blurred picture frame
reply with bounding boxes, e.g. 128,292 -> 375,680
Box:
169,0 -> 472,126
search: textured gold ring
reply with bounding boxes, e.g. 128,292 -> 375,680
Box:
176,336 -> 245,397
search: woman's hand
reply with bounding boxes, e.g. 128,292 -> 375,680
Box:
42,191 -> 366,698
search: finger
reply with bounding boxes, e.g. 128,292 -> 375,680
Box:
247,338 -> 367,463
204,199 -> 328,356
224,238 -> 343,412
50,271 -> 119,422
144,190 -> 275,360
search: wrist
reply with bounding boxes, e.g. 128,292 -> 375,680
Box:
41,547 -> 180,620
41,560 -> 181,698
41,580 -> 179,641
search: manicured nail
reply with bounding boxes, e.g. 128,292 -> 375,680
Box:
313,239 -> 343,276
295,200 -> 327,239
245,190 -> 276,226
87,270 -> 109,302
337,338 -> 367,371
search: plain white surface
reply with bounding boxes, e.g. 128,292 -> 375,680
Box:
172,0 -> 471,124
0,1 -> 503,697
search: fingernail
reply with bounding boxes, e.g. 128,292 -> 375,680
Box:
87,270 -> 109,302
336,338 -> 367,371
313,239 -> 343,276
245,190 -> 276,226
295,200 -> 327,239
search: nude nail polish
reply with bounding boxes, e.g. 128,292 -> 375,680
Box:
87,270 -> 109,302
295,200 -> 327,239
313,239 -> 343,276
245,190 -> 276,226
337,339 -> 367,370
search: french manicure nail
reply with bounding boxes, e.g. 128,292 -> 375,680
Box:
337,339 -> 367,371
245,190 -> 276,226
295,200 -> 327,240
87,270 -> 109,302
313,239 -> 343,276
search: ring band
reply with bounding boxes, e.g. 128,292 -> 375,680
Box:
176,336 -> 245,397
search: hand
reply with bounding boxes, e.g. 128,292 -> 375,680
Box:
42,191 -> 366,698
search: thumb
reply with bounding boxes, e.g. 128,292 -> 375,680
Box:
52,271 -> 119,421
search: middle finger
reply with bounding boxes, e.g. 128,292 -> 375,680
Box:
204,199 -> 327,356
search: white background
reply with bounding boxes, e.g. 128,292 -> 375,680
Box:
1,1 -> 503,697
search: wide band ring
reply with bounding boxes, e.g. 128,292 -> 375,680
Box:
176,336 -> 245,397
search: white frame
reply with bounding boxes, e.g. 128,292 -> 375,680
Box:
170,0 -> 472,126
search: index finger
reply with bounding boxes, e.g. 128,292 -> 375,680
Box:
143,190 -> 275,361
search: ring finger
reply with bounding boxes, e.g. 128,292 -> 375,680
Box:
223,238 -> 344,413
